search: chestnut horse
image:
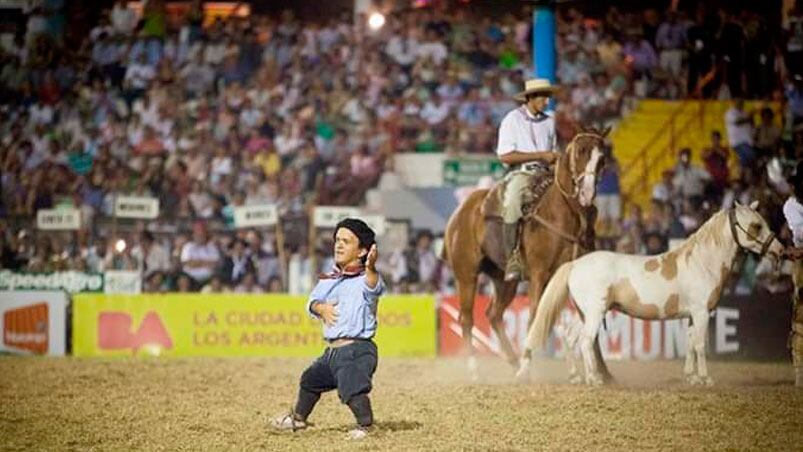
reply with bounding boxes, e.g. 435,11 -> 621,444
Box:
442,130 -> 611,380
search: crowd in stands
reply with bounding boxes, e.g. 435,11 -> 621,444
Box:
0,1 -> 801,295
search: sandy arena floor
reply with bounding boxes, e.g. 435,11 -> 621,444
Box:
1,356 -> 801,451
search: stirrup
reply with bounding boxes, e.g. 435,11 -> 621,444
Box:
504,254 -> 522,281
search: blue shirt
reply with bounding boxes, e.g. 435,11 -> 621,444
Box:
305,272 -> 385,341
597,164 -> 620,195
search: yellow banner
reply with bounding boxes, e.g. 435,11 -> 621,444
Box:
72,294 -> 436,358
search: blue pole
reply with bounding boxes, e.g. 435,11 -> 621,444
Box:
532,3 -> 556,82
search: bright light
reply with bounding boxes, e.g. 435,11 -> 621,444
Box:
368,12 -> 385,30
115,239 -> 126,253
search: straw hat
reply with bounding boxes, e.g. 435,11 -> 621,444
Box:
513,78 -> 558,102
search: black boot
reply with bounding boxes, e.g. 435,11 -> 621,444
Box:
503,222 -> 522,281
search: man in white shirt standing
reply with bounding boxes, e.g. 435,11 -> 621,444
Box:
496,78 -> 560,281
782,164 -> 803,386
724,99 -> 756,168
180,222 -> 221,287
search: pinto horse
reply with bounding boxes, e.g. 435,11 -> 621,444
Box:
442,129 -> 609,379
520,202 -> 784,385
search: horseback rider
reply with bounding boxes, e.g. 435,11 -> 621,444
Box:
496,78 -> 559,281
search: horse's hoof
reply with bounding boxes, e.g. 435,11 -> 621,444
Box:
514,367 -> 530,384
686,374 -> 702,386
702,376 -> 715,387
568,374 -> 583,385
585,374 -> 604,386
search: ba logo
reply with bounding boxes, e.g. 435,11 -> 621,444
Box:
97,311 -> 173,354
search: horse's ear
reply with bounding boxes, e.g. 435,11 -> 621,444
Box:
749,200 -> 759,210
602,126 -> 611,138
734,200 -> 742,207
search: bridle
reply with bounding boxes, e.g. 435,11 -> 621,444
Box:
554,132 -> 604,201
727,207 -> 777,259
530,132 -> 605,258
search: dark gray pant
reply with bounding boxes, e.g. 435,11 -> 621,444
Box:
295,340 -> 378,426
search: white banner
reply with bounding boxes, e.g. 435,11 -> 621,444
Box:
233,204 -> 279,228
115,196 -> 160,219
104,271 -> 142,294
313,207 -> 385,235
0,291 -> 67,356
361,214 -> 387,236
313,206 -> 362,228
37,208 -> 81,230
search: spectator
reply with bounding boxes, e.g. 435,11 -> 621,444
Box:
655,10 -> 686,81
701,131 -> 730,201
685,6 -> 715,97
595,149 -> 622,236
234,270 -> 264,293
180,221 -> 220,286
403,230 -> 438,292
220,238 -> 255,285
131,231 -> 170,278
671,148 -> 711,208
754,107 -> 781,160
651,169 -> 675,204
622,28 -> 657,96
201,274 -> 230,293
724,99 -> 756,167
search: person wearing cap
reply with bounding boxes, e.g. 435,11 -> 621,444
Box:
781,163 -> 803,386
496,78 -> 559,281
272,218 -> 384,439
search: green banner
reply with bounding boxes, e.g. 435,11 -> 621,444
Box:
443,157 -> 505,186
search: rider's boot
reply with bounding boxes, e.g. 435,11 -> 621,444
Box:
503,222 -> 522,281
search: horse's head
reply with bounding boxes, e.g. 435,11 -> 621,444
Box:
729,201 -> 785,266
564,127 -> 609,207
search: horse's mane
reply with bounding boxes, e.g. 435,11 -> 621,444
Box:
674,209 -> 730,253
577,126 -> 608,137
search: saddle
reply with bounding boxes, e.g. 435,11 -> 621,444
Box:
481,166 -> 554,221
480,166 -> 554,276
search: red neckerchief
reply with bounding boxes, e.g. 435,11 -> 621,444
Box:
318,263 -> 365,280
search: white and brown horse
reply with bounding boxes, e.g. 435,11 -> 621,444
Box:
518,202 -> 784,385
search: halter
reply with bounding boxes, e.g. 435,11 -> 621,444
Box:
727,207 -> 777,258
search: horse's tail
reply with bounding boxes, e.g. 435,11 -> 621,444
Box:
525,261 -> 573,351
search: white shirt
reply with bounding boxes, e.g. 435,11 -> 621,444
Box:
180,241 -> 221,282
671,164 -> 711,198
385,36 -> 419,66
783,196 -> 803,247
29,103 -> 53,125
132,243 -> 170,277
125,63 -> 155,90
420,101 -> 450,125
496,107 -> 557,157
651,181 -> 671,203
417,41 -> 448,65
725,107 -> 753,147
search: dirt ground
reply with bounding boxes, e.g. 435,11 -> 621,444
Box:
1,356 -> 801,451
